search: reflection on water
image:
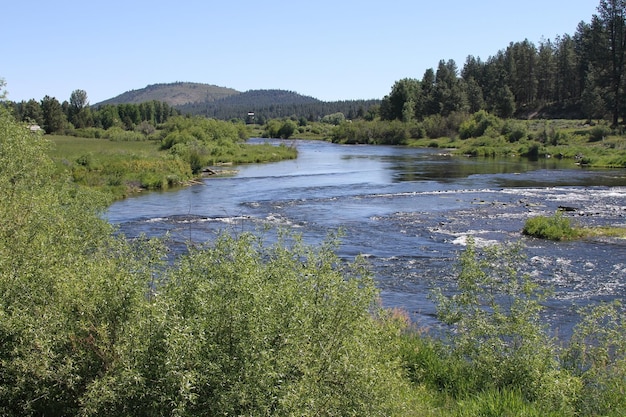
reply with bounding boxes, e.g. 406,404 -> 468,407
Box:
107,139 -> 626,338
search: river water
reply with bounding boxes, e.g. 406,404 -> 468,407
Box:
106,139 -> 626,337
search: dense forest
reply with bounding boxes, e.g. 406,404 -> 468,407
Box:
380,1 -> 626,126
177,89 -> 380,122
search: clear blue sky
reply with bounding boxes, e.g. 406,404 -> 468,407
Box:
2,0 -> 600,104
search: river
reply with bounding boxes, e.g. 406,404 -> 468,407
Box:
106,139 -> 626,337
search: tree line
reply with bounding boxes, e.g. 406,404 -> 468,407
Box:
380,0 -> 626,126
4,89 -> 179,134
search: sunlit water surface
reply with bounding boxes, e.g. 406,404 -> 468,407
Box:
107,139 -> 626,337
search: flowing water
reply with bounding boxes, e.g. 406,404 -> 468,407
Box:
107,139 -> 626,337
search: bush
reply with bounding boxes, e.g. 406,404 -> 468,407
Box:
1,109 -> 410,415
523,212 -> 581,240
564,302 -> 626,416
503,121 -> 528,142
458,110 -> 503,139
431,238 -> 578,413
589,124 -> 611,142
83,232 -> 412,416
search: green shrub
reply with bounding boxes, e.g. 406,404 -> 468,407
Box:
589,124 -> 611,142
564,302 -> 626,416
523,212 -> 581,240
458,110 -> 503,139
431,238 -> 578,413
83,232 -> 412,416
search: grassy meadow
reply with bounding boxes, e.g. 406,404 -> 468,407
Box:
48,135 -> 195,200
48,127 -> 297,200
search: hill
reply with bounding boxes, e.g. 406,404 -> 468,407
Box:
95,82 -> 240,107
97,83 -> 381,121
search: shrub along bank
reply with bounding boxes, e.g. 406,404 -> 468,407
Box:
326,110 -> 626,168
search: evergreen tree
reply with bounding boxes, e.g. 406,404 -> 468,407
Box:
22,99 -> 43,125
536,39 -> 557,103
40,95 -> 66,133
597,0 -> 626,125
581,65 -> 608,121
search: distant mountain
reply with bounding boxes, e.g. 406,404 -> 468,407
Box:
96,82 -> 381,121
95,82 -> 240,107
217,89 -> 321,107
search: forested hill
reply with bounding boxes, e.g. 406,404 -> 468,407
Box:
177,89 -> 381,122
97,84 -> 381,122
96,82 -> 240,107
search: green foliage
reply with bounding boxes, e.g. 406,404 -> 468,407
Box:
397,236 -> 626,415
320,111 -> 346,125
40,95 -> 67,133
158,116 -> 295,172
83,232 -> 411,416
432,238 -> 579,413
523,211 -> 581,240
452,389 -> 555,417
160,115 -> 244,149
458,110 -> 503,139
1,108 -> 409,415
0,106 -> 158,416
264,118 -> 298,139
564,302 -> 626,416
330,119 -> 409,144
48,135 -> 193,198
588,124 -> 611,142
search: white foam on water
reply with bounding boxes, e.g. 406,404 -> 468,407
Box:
450,233 -> 500,247
264,214 -> 302,228
145,217 -> 168,223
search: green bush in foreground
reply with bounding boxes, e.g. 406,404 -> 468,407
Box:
81,232 -> 413,416
1,107 -> 408,416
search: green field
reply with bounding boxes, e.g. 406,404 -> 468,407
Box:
47,132 -> 297,200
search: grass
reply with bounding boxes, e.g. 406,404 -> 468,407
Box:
49,135 -> 194,200
580,225 -> 626,239
49,135 -> 165,161
523,212 -> 626,240
47,134 -> 296,200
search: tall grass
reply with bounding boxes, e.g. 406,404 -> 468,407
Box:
48,135 -> 193,199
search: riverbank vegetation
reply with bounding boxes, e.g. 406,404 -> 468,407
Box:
45,114 -> 296,200
255,95 -> 626,168
3,99 -> 626,416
